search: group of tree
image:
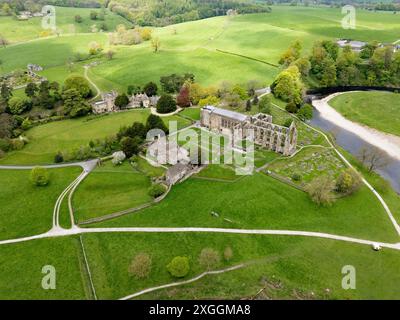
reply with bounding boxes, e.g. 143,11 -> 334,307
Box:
109,24 -> 152,46
160,73 -> 195,93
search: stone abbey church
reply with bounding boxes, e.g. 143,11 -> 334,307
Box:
200,106 -> 297,156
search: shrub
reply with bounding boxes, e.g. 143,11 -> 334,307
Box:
0,138 -> 10,152
64,76 -> 92,99
54,152 -> 64,163
21,118 -> 32,130
8,97 -> 30,115
284,119 -> 293,128
223,247 -> 233,261
143,82 -> 158,97
297,104 -> 313,121
30,167 -> 49,186
148,184 -> 167,198
198,248 -> 221,270
115,94 -> 129,109
336,168 -> 362,195
305,176 -> 335,206
156,94 -> 176,114
75,15 -> 83,23
285,101 -> 299,113
10,138 -> 25,150
128,253 -> 152,279
166,256 -> 190,278
258,95 -> 272,114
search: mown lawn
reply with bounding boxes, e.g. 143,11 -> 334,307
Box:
73,162 -> 153,223
0,167 -> 81,240
82,232 -> 400,300
0,237 -> 88,299
87,172 -> 399,243
0,110 -> 191,165
329,91 -> 400,137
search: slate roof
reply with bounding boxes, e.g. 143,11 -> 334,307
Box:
203,105 -> 248,122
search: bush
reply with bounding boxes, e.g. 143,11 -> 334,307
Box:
297,104 -> 313,121
128,253 -> 152,279
148,184 -> 167,198
258,95 -> 271,114
143,82 -> 158,97
284,119 -> 293,128
166,256 -> 190,278
285,101 -> 299,113
8,97 -> 30,115
10,138 -> 25,150
30,167 -> 49,186
336,168 -> 362,195
198,248 -> 220,270
0,138 -> 10,152
115,94 -> 129,109
156,94 -> 176,114
54,152 -> 64,163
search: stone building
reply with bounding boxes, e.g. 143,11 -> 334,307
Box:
200,106 -> 297,156
92,91 -> 118,114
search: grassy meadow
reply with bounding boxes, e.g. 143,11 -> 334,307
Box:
0,167 -> 81,240
329,91 -> 400,137
81,232 -> 400,300
0,7 -> 131,44
73,162 -> 153,223
0,110 -> 191,165
88,172 -> 399,243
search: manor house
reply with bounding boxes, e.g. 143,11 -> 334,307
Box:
200,106 -> 297,156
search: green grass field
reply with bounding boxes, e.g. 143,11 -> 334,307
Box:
81,232 -> 400,300
0,7 -> 131,44
329,91 -> 400,137
0,167 -> 81,240
73,162 -> 153,223
2,6 -> 399,90
0,237 -> 88,299
0,110 -> 191,165
87,172 -> 399,243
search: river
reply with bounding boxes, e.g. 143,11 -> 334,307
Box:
310,108 -> 400,194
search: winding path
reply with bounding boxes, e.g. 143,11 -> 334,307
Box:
84,66 -> 101,102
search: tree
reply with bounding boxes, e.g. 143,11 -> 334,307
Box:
128,253 -> 152,279
90,11 -> 98,20
305,176 -> 335,206
271,65 -> 303,107
245,99 -> 251,112
224,247 -> 233,261
54,152 -> 64,164
336,168 -> 362,195
294,57 -> 311,77
127,85 -> 141,96
297,104 -> 313,121
0,83 -> 12,103
320,57 -> 337,87
62,88 -> 91,118
198,95 -> 219,107
358,145 -> 391,172
8,97 -> 29,115
143,82 -> 158,97
120,136 -> 142,158
115,94 -> 129,109
156,94 -> 176,114
146,114 -> 168,134
0,35 -> 8,48
258,95 -> 272,114
166,256 -> 190,278
151,37 -> 160,53
176,85 -> 190,108
279,40 -> 302,66
30,167 -> 49,186
64,76 -> 92,99
285,101 -> 299,113
199,248 -> 220,270
25,83 -> 38,98
75,15 -> 83,23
